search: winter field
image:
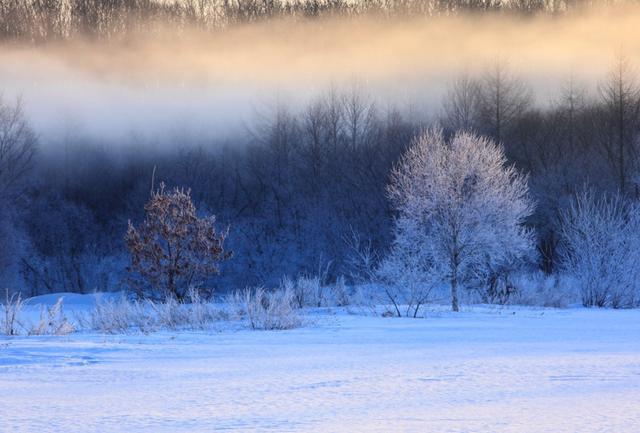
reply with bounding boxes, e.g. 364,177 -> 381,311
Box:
4,2 -> 640,432
1,295 -> 639,433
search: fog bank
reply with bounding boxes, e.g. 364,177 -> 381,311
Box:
1,6 -> 638,144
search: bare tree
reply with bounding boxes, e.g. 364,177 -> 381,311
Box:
597,53 -> 640,192
476,59 -> 533,145
558,76 -> 587,152
0,96 -> 37,203
343,83 -> 376,151
441,72 -> 481,132
0,96 -> 36,290
301,97 -> 327,186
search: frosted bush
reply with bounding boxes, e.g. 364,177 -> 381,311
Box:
81,289 -> 224,333
230,286 -> 301,330
376,230 -> 437,317
149,288 -> 221,330
331,276 -> 350,307
79,295 -> 152,333
2,289 -> 24,336
2,291 -> 75,336
507,272 -> 571,308
148,296 -> 187,329
29,297 -> 75,335
559,191 -> 640,308
291,276 -> 325,308
286,275 -> 353,308
346,284 -> 385,316
183,287 -> 224,327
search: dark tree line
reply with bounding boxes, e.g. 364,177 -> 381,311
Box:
0,0 -> 626,42
1,86 -> 417,294
3,56 -> 640,296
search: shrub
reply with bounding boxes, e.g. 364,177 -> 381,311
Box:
290,276 -> 324,308
376,225 -> 437,317
230,286 -> 301,330
332,276 -> 350,307
149,288 -> 222,330
79,295 -> 152,333
125,183 -> 231,300
2,289 -> 24,335
2,291 -> 76,336
81,289 -> 224,333
29,297 -> 75,335
505,272 -> 569,308
559,191 -> 640,308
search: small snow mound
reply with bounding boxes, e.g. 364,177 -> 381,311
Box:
24,292 -> 123,307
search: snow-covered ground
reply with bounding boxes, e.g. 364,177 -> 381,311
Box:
1,302 -> 639,433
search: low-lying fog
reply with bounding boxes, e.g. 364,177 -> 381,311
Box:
1,6 -> 638,145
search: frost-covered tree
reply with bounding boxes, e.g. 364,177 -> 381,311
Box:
559,191 -> 640,308
377,217 -> 436,317
125,183 -> 231,300
387,129 -> 535,311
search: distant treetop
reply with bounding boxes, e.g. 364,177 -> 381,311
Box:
0,0 -> 629,42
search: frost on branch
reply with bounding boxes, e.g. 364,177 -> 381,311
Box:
559,191 -> 640,308
377,217 -> 437,317
386,129 -> 535,311
125,183 -> 231,300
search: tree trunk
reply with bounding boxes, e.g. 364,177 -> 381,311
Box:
168,271 -> 176,299
451,270 -> 459,312
451,241 -> 460,312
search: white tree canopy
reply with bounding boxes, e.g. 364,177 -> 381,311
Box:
385,128 -> 535,311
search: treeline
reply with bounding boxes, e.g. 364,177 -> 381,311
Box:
2,56 -> 640,297
441,58 -> 640,272
0,0 -> 625,42
1,86 -> 417,294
